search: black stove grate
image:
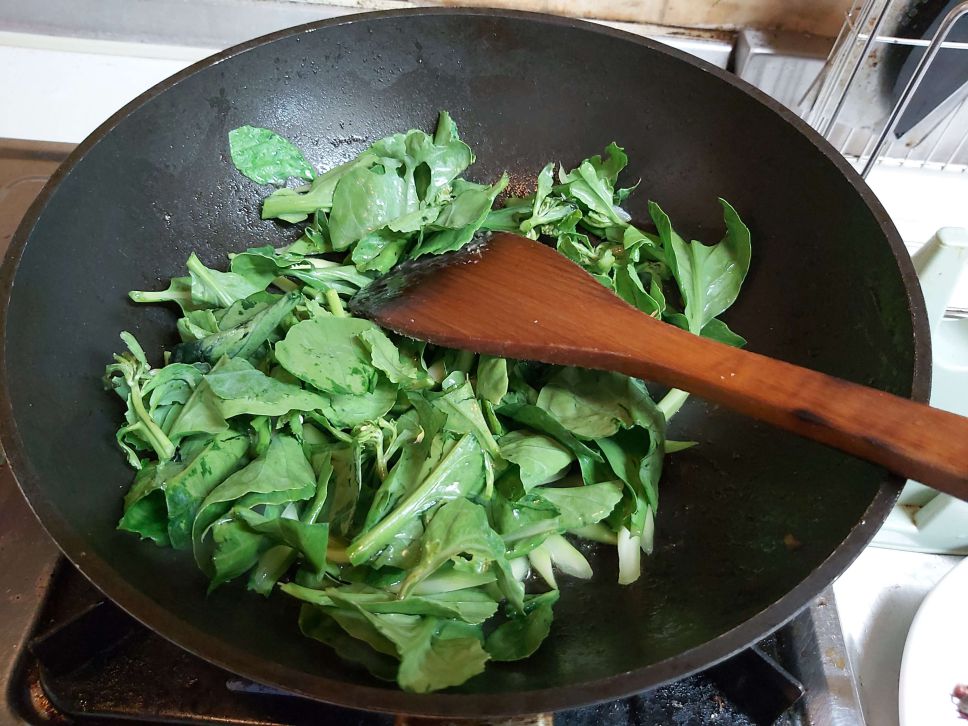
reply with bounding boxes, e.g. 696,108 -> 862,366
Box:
8,560 -> 803,726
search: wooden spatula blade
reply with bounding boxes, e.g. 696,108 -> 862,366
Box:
348,232 -> 656,365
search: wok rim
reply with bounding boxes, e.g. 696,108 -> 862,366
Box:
0,7 -> 930,718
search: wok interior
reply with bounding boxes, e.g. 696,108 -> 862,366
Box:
4,12 -> 917,701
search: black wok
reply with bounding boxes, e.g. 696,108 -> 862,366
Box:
0,9 -> 929,718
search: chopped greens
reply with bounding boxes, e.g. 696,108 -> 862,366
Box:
106,111 -> 751,693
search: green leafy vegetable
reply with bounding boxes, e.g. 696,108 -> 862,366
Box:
499,430 -> 574,489
107,112 -> 752,693
485,591 -> 559,661
650,199 -> 751,335
275,317 -> 379,395
228,126 -> 315,185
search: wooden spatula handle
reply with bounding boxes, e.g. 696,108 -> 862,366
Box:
601,307 -> 967,500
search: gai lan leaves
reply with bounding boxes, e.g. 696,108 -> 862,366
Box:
106,111 -> 752,693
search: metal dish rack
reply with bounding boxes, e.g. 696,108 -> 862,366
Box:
801,0 -> 968,176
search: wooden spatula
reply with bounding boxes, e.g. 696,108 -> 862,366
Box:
349,232 -> 968,502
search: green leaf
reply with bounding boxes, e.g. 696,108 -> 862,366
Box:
700,317 -> 747,347
491,489 -> 559,552
177,309 -> 220,342
208,516 -> 272,589
597,427 -> 662,519
166,356 -> 325,440
587,142 -> 628,187
192,434 -> 316,570
282,583 -> 499,624
119,430 -> 250,550
494,482 -> 621,553
118,459 -> 181,545
475,356 -> 508,406
650,199 -> 751,334
535,482 -> 623,530
297,603 -> 399,681
399,498 -> 509,597
363,406 -> 447,531
204,356 -> 328,418
235,510 -> 329,573
358,328 -> 432,390
318,377 -> 398,429
103,333 -> 179,465
327,161 -> 420,251
351,228 -> 411,273
536,368 -> 654,439
519,164 -> 577,236
396,619 -> 489,693
498,430 -> 574,489
614,264 -> 662,317
171,290 -> 300,366
325,114 -> 474,250
262,156 -> 374,222
164,380 -> 227,441
495,402 -> 604,484
247,544 -> 298,596
622,225 -> 666,266
428,374 -> 500,457
215,291 -> 280,331
412,175 -> 509,257
142,363 -> 208,433
558,158 -> 629,231
485,590 -> 559,661
322,443 -> 363,539
347,434 -> 485,565
481,199 -> 532,232
186,253 -> 265,309
230,246 -> 375,295
227,246 -> 295,288
275,317 -> 379,395
228,126 -> 314,185
323,598 -> 490,693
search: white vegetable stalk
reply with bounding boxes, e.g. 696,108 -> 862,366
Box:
528,544 -> 557,589
528,534 -> 594,589
406,569 -> 496,596
426,360 -> 446,384
543,534 -> 593,580
657,388 -> 690,420
509,555 -> 531,581
617,526 -> 642,585
640,506 -> 655,556
569,523 -> 618,545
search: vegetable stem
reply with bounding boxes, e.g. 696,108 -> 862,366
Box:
308,413 -> 353,443
272,276 -> 300,293
657,388 -> 690,420
346,434 -> 476,564
129,290 -> 189,305
325,288 -> 346,317
128,378 -> 176,461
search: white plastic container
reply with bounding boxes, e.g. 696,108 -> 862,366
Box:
873,227 -> 968,555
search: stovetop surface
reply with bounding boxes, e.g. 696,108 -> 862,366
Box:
0,137 -> 862,726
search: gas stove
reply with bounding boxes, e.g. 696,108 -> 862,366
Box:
0,138 -> 864,726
